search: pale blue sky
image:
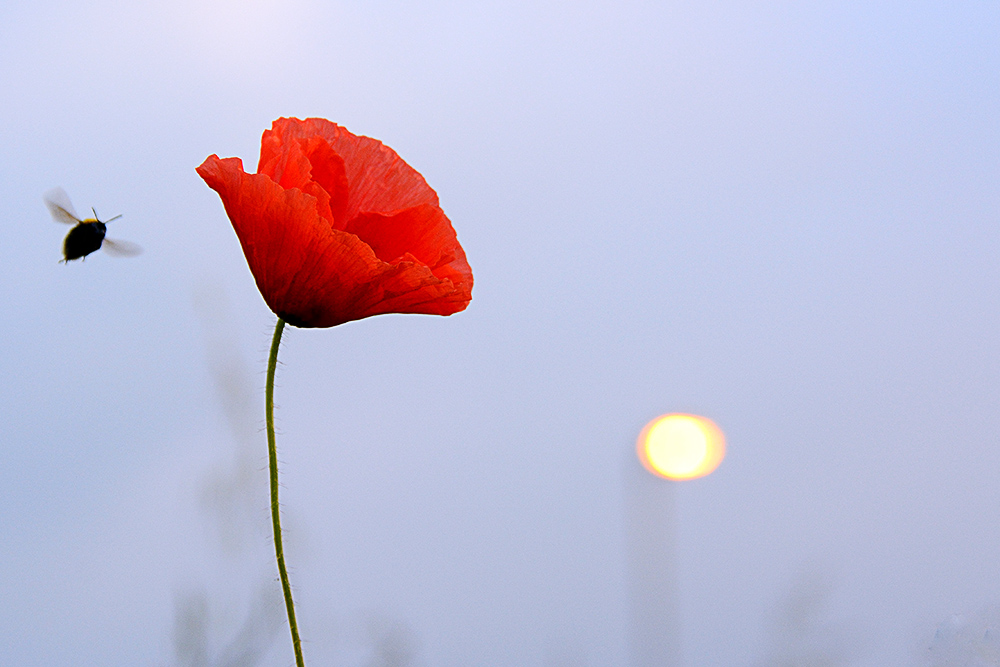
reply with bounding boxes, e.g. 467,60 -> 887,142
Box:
1,1 -> 998,665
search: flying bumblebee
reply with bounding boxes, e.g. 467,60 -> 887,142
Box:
44,187 -> 142,262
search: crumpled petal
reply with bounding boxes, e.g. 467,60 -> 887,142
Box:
197,131 -> 472,328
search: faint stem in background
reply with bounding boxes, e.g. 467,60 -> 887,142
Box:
215,582 -> 286,667
173,591 -> 210,667
364,615 -> 418,667
192,283 -> 270,555
752,568 -> 868,667
165,283 -> 287,666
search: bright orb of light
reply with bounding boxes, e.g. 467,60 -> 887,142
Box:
637,414 -> 725,480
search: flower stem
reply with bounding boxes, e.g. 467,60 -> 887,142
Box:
266,317 -> 305,667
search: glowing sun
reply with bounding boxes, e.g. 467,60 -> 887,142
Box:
637,414 -> 725,480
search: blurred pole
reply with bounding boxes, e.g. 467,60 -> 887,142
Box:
623,452 -> 681,667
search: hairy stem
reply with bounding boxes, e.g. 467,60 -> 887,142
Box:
266,318 -> 304,667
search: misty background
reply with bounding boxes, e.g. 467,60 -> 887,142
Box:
1,1 -> 998,665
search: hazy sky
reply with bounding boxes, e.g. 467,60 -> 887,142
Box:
1,1 -> 998,665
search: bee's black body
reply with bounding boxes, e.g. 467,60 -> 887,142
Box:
62,221 -> 107,262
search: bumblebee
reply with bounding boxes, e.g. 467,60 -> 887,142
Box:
44,187 -> 141,262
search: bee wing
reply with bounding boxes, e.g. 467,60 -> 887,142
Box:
102,238 -> 143,257
44,187 -> 81,224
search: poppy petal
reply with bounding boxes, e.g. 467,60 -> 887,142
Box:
263,118 -> 439,219
347,205 -> 471,288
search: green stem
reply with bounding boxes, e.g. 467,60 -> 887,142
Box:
266,318 -> 305,667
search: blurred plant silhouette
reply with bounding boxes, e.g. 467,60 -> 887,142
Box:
926,609 -> 1000,667
165,285 -> 286,666
173,584 -> 285,667
752,569 -> 868,667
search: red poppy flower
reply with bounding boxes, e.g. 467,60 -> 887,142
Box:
196,118 -> 473,328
